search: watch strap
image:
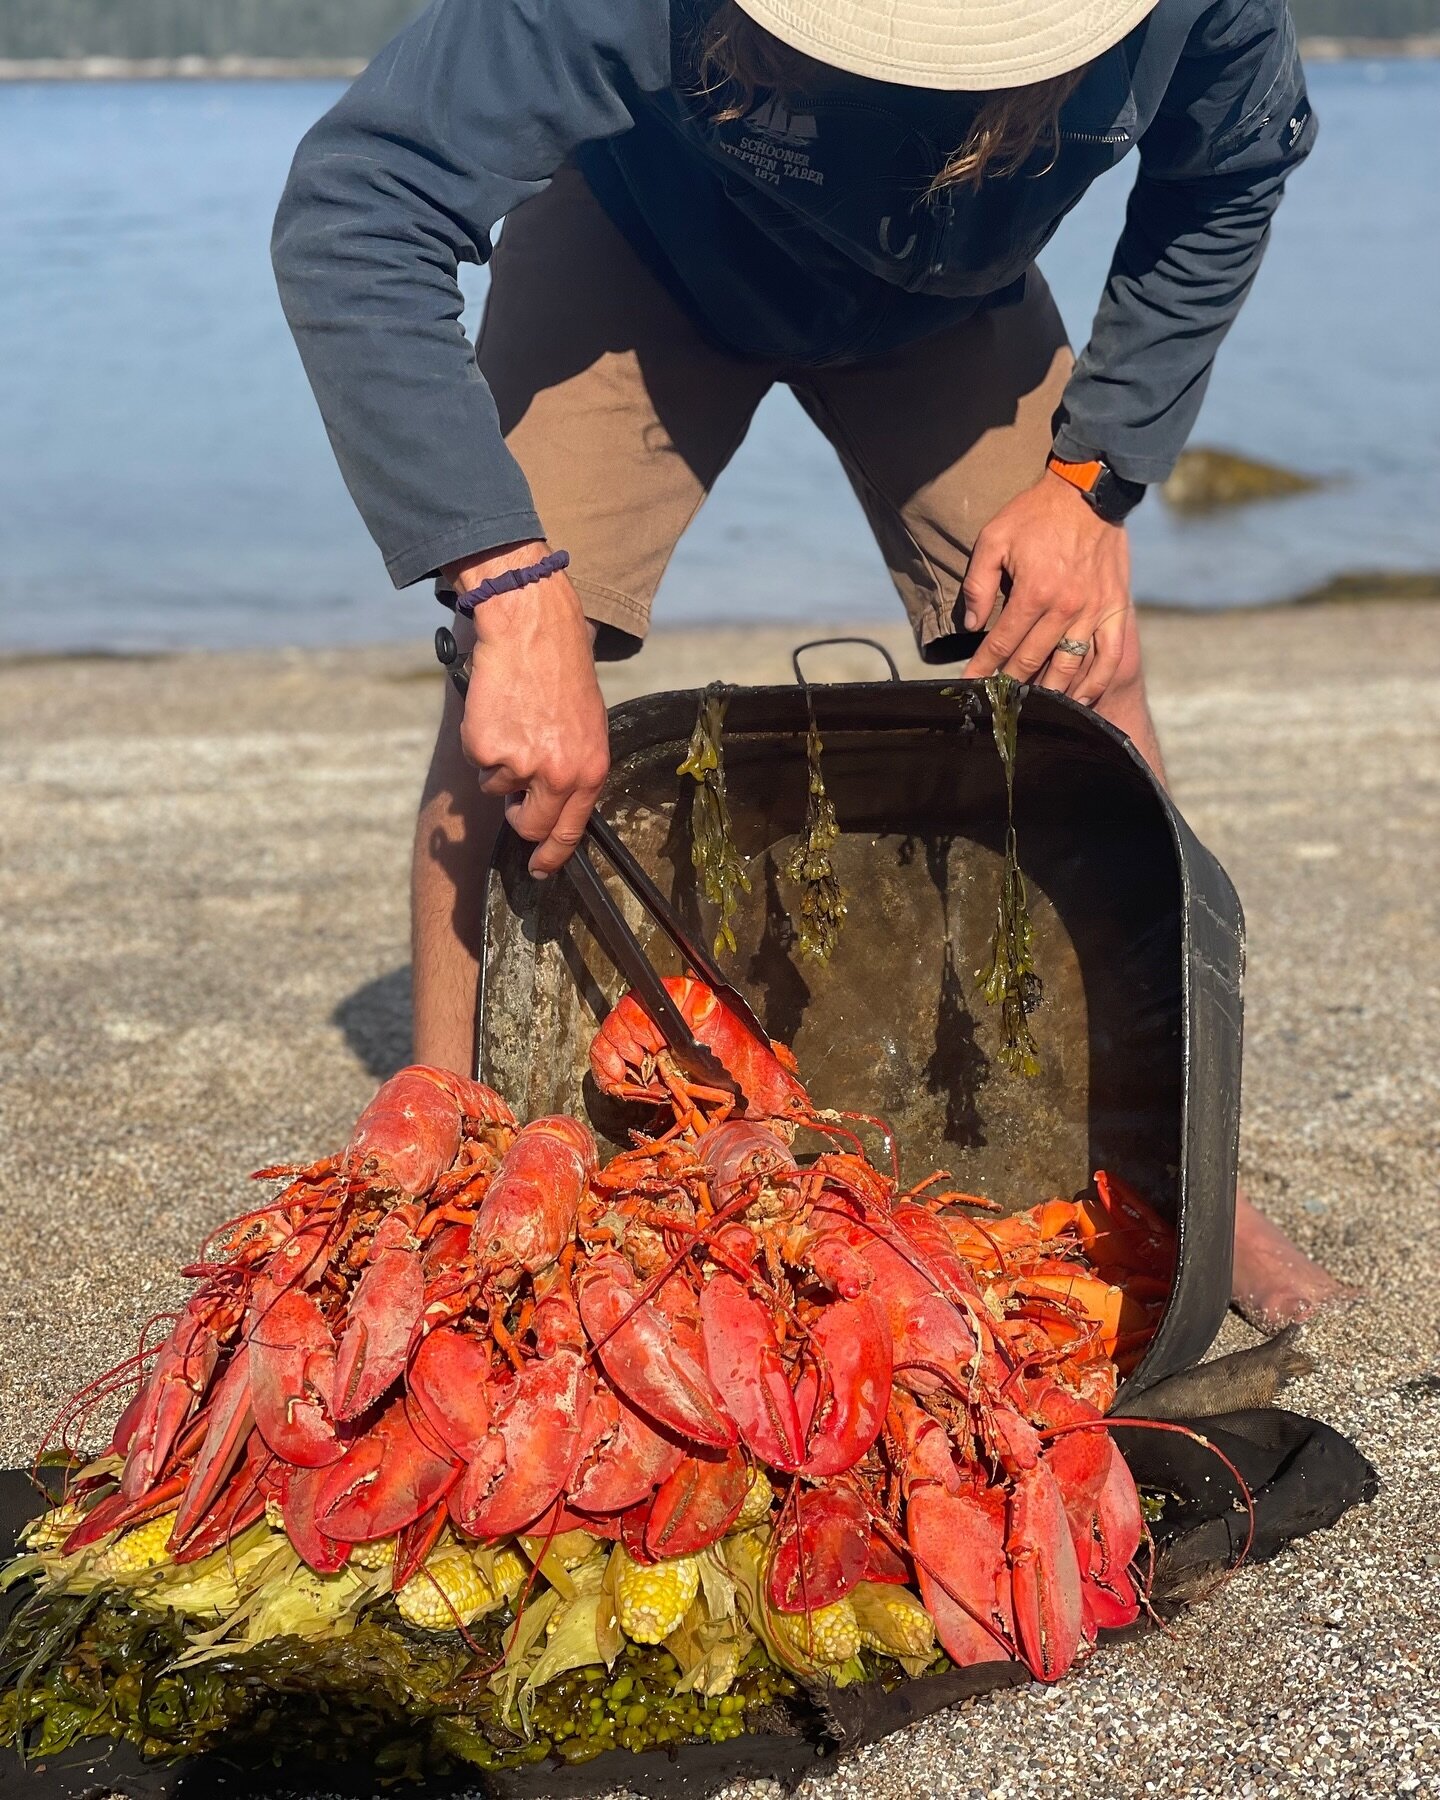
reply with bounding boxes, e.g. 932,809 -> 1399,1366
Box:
1046,454 -> 1145,524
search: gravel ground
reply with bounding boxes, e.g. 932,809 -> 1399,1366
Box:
1,602 -> 1437,1799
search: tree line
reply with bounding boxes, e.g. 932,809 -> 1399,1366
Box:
3,0 -> 1436,60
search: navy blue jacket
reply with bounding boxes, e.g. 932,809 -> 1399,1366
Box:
272,0 -> 1315,590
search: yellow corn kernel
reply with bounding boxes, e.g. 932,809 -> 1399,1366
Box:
615,1548 -> 701,1645
351,1535 -> 398,1571
264,1497 -> 286,1533
732,1467 -> 775,1532
774,1597 -> 861,1668
90,1512 -> 178,1577
395,1547 -> 492,1631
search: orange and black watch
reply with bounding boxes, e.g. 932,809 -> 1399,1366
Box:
1045,453 -> 1146,525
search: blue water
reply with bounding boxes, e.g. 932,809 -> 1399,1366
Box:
1,62 -> 1437,652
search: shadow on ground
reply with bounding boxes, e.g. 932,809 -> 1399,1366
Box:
333,966 -> 412,1080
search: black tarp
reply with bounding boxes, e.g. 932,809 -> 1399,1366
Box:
0,1410 -> 1376,1800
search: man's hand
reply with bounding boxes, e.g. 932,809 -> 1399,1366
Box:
962,471 -> 1135,706
445,541 -> 609,878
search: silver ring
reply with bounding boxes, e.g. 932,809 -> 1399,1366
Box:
1056,635 -> 1090,658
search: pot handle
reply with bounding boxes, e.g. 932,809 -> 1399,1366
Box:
791,636 -> 902,686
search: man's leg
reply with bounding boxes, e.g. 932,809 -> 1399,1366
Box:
794,274 -> 1350,1328
411,168 -> 773,1071
411,647 -> 504,1072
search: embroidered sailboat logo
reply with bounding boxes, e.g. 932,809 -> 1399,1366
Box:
743,95 -> 818,147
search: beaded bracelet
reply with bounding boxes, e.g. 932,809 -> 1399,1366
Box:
439,549 -> 571,618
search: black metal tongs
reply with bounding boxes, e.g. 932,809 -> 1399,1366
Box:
435,626 -> 770,1100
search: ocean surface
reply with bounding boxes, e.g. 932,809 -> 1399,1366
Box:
1,60 -> 1437,652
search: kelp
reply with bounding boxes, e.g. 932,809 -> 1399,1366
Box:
0,1587 -> 800,1777
678,683 -> 751,957
785,709 -> 847,963
977,674 -> 1043,1077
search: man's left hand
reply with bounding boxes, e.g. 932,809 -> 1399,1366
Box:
961,470 -> 1134,707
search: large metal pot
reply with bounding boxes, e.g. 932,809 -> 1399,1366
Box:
476,667 -> 1244,1398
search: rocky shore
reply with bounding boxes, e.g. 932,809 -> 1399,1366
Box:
2,600 -> 1437,1797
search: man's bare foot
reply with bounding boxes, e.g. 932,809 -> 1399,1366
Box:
1231,1189 -> 1361,1331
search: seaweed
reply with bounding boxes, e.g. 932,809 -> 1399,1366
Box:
977,674 -> 1042,1077
785,709 -> 847,964
0,1589 -> 800,1778
677,684 -> 751,957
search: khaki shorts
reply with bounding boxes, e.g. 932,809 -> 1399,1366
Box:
477,167 -> 1073,663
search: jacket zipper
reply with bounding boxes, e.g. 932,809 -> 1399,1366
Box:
1062,128 -> 1133,145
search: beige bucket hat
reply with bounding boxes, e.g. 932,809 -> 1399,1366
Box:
730,0 -> 1161,91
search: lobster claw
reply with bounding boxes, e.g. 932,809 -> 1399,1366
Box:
331,1208 -> 425,1423
170,1452 -> 271,1566
1006,1461 -> 1087,1681
699,1274 -> 805,1471
280,1461 -> 353,1574
248,1287 -> 345,1468
906,1473 -> 1016,1667
577,1253 -> 736,1451
768,1483 -> 870,1612
315,1396 -> 462,1542
794,1296 -> 892,1478
643,1444 -> 749,1558
1071,1439 -> 1144,1630
117,1298 -> 227,1503
571,1390 -> 684,1515
169,1351 -> 256,1551
407,1324 -> 494,1463
450,1350 -> 592,1538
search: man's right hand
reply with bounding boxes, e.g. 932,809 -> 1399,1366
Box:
445,541 -> 610,878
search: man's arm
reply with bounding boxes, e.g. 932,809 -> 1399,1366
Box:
966,0 -> 1316,701
270,0 -> 670,590
1053,0 -> 1317,482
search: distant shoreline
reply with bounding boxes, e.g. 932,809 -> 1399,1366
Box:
2,36 -> 1438,81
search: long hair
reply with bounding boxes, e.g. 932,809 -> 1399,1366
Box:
693,1 -> 1086,190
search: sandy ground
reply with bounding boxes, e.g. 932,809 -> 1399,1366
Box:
1,603 -> 1438,1799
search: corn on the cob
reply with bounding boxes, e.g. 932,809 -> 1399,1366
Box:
614,1548 -> 701,1644
482,1540 -> 529,1598
395,1547 -> 494,1630
22,1500 -> 85,1553
852,1582 -> 935,1659
351,1535 -> 398,1571
693,1637 -> 744,1697
90,1512 -> 177,1578
732,1467 -> 775,1532
773,1596 -> 861,1668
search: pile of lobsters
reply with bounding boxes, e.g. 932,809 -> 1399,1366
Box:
42,976 -> 1176,1685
